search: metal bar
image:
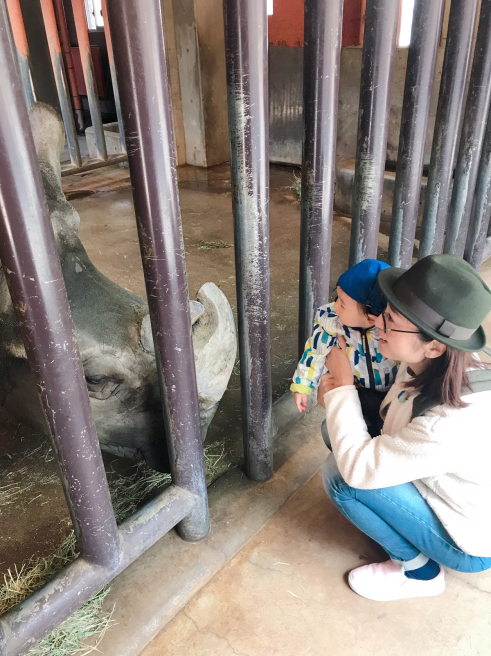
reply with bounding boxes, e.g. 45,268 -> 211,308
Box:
297,0 -> 343,358
40,0 -> 82,167
100,0 -> 126,153
0,485 -> 196,656
348,0 -> 399,266
71,0 -> 108,160
0,0 -> 119,571
53,0 -> 84,132
61,152 -> 127,175
444,0 -> 491,256
223,0 -> 273,481
464,106 -> 491,269
388,0 -> 444,269
5,0 -> 35,109
418,0 -> 479,259
105,0 -> 210,540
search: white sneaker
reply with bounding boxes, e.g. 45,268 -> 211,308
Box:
348,560 -> 445,601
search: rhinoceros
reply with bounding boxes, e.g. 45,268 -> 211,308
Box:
0,103 -> 236,471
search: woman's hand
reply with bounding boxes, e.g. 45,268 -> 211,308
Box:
317,373 -> 336,408
325,336 -> 353,388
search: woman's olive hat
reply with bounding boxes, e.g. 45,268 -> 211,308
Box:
378,254 -> 491,352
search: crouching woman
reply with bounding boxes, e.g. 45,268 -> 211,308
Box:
318,255 -> 491,601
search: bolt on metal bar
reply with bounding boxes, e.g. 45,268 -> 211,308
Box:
418,0 -> 479,259
100,0 -> 126,154
223,0 -> 273,482
0,0 -> 119,570
0,485 -> 196,656
444,0 -> 491,257
464,106 -> 491,269
71,0 -> 108,160
349,0 -> 399,266
105,0 -> 210,540
5,0 -> 35,109
297,0 -> 343,358
39,0 -> 82,167
388,0 -> 444,269
53,0 -> 84,132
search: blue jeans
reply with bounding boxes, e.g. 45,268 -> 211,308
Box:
321,421 -> 491,573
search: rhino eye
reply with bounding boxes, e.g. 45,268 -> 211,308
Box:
85,375 -> 112,386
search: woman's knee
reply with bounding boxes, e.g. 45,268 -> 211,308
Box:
322,453 -> 352,500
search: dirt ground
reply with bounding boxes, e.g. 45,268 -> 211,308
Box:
0,161 -> 388,577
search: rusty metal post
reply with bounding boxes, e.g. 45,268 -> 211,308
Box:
418,0 -> 479,259
105,0 -> 210,540
298,0 -> 343,358
0,0 -> 119,569
6,0 -> 35,109
100,0 -> 126,153
40,0 -> 81,167
223,0 -> 273,481
388,0 -> 444,269
349,0 -> 399,266
71,0 -> 108,160
53,0 -> 84,132
464,107 -> 491,269
444,0 -> 491,256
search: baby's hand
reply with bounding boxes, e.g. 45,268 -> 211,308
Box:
293,392 -> 308,413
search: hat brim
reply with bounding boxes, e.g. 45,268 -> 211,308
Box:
378,267 -> 487,352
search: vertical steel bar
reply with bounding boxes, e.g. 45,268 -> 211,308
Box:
223,0 -> 273,481
0,0 -> 119,568
100,0 -> 126,153
297,0 -> 343,358
444,0 -> 491,256
53,0 -> 84,132
388,0 -> 444,269
40,0 -> 82,167
6,0 -> 35,109
71,0 -> 108,160
348,0 -> 399,266
105,0 -> 210,540
464,107 -> 491,269
418,0 -> 479,259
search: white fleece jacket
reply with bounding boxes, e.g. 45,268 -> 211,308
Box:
324,364 -> 491,557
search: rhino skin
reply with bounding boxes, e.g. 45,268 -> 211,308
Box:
0,103 -> 236,471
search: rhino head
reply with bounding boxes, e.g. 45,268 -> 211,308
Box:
0,103 -> 236,471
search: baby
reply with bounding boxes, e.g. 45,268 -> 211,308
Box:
291,259 -> 398,436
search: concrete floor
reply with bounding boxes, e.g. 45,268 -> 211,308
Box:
140,263 -> 491,656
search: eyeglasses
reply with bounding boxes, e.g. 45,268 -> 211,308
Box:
381,311 -> 423,335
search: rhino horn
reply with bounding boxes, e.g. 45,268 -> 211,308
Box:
139,300 -> 205,353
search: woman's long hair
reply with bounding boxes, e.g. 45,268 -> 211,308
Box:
406,333 -> 486,409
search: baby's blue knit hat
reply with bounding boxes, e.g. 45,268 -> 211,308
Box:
337,259 -> 391,316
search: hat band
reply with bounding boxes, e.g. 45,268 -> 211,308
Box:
393,280 -> 476,341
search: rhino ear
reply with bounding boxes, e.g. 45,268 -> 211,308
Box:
190,301 -> 205,325
140,313 -> 154,353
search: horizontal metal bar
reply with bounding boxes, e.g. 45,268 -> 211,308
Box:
0,485 -> 196,656
61,152 -> 128,176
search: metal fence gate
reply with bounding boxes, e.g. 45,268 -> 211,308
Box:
1,0 -> 491,653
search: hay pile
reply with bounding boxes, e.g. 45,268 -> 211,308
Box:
0,439 -> 228,655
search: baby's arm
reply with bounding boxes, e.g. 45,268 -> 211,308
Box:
291,309 -> 340,408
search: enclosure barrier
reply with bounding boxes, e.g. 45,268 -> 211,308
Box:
297,0 -> 344,356
0,0 -> 208,651
3,0 -> 491,652
223,0 -> 273,481
6,0 -> 126,174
